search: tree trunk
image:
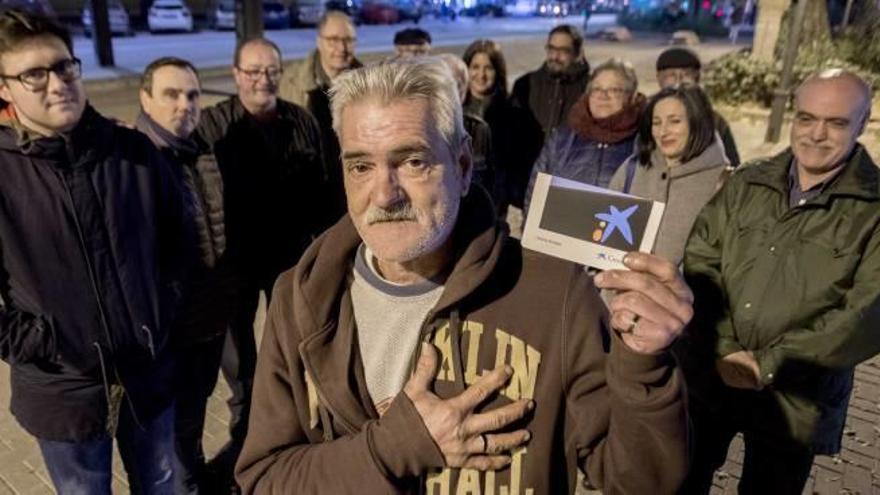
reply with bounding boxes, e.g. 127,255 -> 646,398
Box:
752,0 -> 791,62
774,0 -> 831,58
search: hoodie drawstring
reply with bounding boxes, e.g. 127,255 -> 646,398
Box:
319,404 -> 335,442
448,310 -> 467,393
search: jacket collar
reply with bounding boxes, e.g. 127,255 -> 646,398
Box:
135,110 -> 199,158
0,104 -> 110,166
745,144 -> 879,203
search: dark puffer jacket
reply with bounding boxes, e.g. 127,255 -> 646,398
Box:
0,105 -> 190,441
196,96 -> 328,290
523,127 -> 637,215
136,112 -> 237,346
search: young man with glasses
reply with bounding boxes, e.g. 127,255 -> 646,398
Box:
0,10 -> 191,494
196,36 -> 327,491
280,10 -> 362,221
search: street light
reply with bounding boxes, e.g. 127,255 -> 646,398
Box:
765,0 -> 809,143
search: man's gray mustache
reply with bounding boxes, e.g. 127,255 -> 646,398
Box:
365,203 -> 418,225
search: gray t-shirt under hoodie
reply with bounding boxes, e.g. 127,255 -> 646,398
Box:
350,244 -> 444,415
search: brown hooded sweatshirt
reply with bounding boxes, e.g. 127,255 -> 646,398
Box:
235,190 -> 688,494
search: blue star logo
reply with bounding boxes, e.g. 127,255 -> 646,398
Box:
594,205 -> 638,245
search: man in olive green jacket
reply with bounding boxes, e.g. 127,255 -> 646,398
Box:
680,70 -> 879,494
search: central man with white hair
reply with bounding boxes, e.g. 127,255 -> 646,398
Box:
236,58 -> 692,494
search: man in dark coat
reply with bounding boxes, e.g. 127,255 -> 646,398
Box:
137,56 -> 237,494
510,24 -> 590,140
196,37 -> 327,489
0,10 -> 190,494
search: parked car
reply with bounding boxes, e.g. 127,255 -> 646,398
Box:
395,0 -> 421,21
209,0 -> 235,29
148,0 -> 194,33
262,0 -> 290,28
359,0 -> 397,23
537,0 -> 570,15
325,0 -> 360,19
290,0 -> 325,25
0,0 -> 54,16
82,0 -> 133,37
460,1 -> 504,16
503,0 -> 536,16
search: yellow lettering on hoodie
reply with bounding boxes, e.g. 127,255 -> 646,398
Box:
426,467 -> 451,495
494,329 -> 542,401
432,323 -> 456,383
305,370 -> 319,429
500,447 -> 533,495
494,329 -> 511,370
484,469 -> 496,495
456,468 -> 482,495
463,321 -> 485,385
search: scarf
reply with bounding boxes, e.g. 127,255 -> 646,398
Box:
567,92 -> 646,144
135,110 -> 199,157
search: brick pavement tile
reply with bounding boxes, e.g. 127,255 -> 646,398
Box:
847,417 -> 878,443
0,462 -> 51,495
842,461 -> 874,494
849,405 -> 880,425
842,441 -> 880,471
815,455 -> 846,474
813,465 -> 845,494
22,485 -> 52,495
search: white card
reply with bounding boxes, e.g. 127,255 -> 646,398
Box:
522,172 -> 666,270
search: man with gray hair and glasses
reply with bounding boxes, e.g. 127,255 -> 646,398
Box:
237,57 -> 692,494
196,37 -> 327,490
0,10 -> 191,494
681,69 -> 879,493
281,10 -> 363,220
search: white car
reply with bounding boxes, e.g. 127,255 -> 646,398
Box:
211,0 -> 235,29
82,0 -> 134,37
148,0 -> 194,33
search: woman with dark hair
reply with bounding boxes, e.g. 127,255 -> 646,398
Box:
608,83 -> 731,265
462,39 -> 543,214
524,58 -> 646,215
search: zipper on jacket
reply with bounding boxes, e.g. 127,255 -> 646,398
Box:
92,342 -> 118,432
141,325 -> 156,359
57,171 -> 118,355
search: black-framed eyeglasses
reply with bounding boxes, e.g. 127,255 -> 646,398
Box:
235,66 -> 283,81
320,35 -> 357,46
0,58 -> 82,91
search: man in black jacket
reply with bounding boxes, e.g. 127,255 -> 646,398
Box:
137,56 -> 236,494
0,10 -> 189,494
196,37 -> 327,488
510,24 -> 590,140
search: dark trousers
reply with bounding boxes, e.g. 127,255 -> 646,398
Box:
680,399 -> 815,495
38,404 -> 175,495
173,335 -> 226,494
211,275 -> 275,485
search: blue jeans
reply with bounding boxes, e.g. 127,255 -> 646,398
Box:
38,404 -> 175,495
